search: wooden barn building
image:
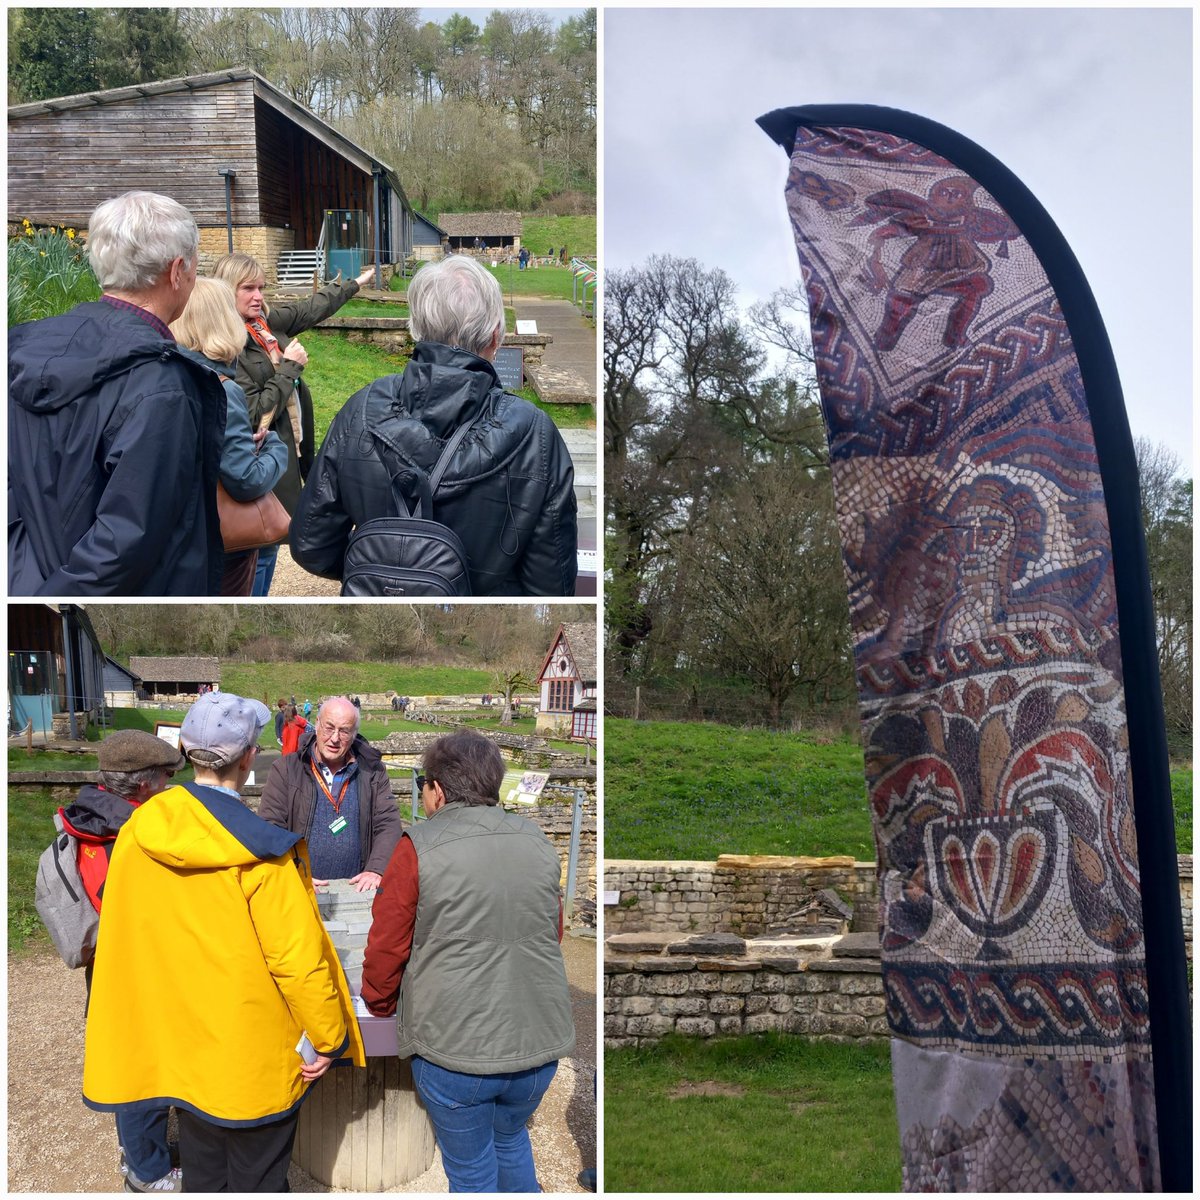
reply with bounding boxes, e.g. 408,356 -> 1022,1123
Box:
535,622 -> 597,740
8,604 -> 106,737
102,657 -> 143,707
8,68 -> 415,283
128,657 -> 220,701
412,211 -> 450,261
438,211 -> 522,252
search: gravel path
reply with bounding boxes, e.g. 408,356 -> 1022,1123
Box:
8,934 -> 595,1192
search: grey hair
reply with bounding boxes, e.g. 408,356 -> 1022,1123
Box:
87,191 -> 199,292
98,765 -> 168,798
407,255 -> 504,357
318,697 -> 361,735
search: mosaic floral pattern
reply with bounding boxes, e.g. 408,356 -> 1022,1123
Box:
780,120 -> 1158,1190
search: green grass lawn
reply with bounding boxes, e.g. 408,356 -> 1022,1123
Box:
333,298 -> 409,318
605,1034 -> 901,1192
484,261 -> 594,304
300,330 -> 592,441
604,719 -> 874,861
10,787 -> 67,953
223,662 -> 494,700
1171,767 -> 1192,853
521,214 -> 596,258
606,718 -> 1193,861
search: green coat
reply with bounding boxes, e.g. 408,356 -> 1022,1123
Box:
234,279 -> 360,517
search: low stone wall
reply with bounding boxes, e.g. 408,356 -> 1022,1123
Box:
604,856 -> 879,936
604,934 -> 887,1048
313,317 -> 550,373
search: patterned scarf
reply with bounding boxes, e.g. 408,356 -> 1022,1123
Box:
246,317 -> 303,447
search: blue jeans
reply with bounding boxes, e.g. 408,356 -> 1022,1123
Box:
117,1106 -> 172,1183
410,1056 -> 558,1192
251,544 -> 279,596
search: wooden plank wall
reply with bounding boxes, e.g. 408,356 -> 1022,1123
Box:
254,97 -> 374,252
8,81 -> 262,227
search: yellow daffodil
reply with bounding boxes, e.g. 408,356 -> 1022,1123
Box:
67,228 -> 76,239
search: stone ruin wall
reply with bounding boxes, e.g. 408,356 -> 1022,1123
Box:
604,857 -> 880,937
603,855 -> 1194,1048
604,945 -> 887,1049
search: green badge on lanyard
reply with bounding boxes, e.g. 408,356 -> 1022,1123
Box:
329,815 -> 348,835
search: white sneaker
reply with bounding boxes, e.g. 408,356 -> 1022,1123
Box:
123,1166 -> 183,1193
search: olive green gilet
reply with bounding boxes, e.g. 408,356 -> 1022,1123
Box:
396,801 -> 576,1073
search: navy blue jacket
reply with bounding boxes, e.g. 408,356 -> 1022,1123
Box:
9,301 -> 226,595
289,342 -> 577,596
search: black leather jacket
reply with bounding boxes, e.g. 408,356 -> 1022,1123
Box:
290,342 -> 577,596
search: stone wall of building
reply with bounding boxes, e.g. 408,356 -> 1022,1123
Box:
604,857 -> 880,936
604,941 -> 887,1048
196,226 -> 294,276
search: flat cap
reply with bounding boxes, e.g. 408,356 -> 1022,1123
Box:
97,729 -> 186,773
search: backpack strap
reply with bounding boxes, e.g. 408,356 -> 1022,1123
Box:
371,414 -> 480,520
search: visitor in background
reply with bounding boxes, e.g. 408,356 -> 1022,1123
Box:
280,705 -> 307,756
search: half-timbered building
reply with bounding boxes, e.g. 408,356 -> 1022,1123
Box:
535,622 -> 597,740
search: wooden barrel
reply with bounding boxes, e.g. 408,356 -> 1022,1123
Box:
293,1055 -> 435,1189
293,880 -> 437,1187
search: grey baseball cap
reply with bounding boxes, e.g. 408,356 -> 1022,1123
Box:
180,692 -> 271,767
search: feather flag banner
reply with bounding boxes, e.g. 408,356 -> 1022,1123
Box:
758,105 -> 1190,1191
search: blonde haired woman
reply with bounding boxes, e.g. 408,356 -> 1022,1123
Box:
171,278 -> 287,595
213,253 -> 374,595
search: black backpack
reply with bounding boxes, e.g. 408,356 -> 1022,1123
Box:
340,421 -> 474,597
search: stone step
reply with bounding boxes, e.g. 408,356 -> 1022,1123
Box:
830,932 -> 881,959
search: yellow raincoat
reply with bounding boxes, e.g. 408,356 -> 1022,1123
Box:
83,783 -> 365,1126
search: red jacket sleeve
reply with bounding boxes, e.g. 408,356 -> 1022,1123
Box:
361,835 -> 419,1017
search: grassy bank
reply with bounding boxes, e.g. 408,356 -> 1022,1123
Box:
605,718 -> 1193,859
605,1034 -> 900,1192
604,719 -> 873,861
522,214 -> 596,257
222,662 -> 494,700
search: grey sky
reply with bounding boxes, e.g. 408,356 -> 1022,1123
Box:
604,7 -> 1192,469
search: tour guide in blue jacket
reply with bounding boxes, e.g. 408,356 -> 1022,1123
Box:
8,192 -> 225,596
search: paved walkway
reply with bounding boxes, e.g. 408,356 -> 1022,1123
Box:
515,297 -> 597,392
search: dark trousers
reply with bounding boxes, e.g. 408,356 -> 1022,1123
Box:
177,1108 -> 298,1192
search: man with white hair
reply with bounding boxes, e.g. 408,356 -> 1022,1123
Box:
9,191 -> 225,594
289,255 -> 578,595
259,695 -> 402,892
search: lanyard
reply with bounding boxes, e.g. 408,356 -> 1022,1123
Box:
310,759 -> 351,815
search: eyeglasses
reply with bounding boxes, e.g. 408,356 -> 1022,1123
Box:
318,723 -> 355,739
416,775 -> 435,792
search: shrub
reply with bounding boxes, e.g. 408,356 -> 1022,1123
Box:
9,222 -> 99,326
